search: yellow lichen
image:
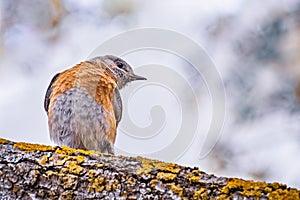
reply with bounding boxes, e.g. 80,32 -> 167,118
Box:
88,169 -> 96,179
193,188 -> 207,199
106,179 -> 119,191
14,142 -> 54,152
60,190 -> 74,200
166,183 -> 183,196
46,170 -> 59,177
13,185 -> 20,194
187,173 -> 201,183
157,172 -> 177,181
40,155 -> 48,165
222,179 -> 263,197
156,162 -> 181,173
95,163 -> 104,168
77,148 -> 99,156
221,178 -> 300,199
136,156 -> 161,174
55,158 -> 67,166
269,188 -> 300,200
55,146 -> 77,155
66,161 -> 83,175
88,176 -> 105,192
126,177 -> 136,186
150,179 -> 159,188
54,154 -> 85,167
136,156 -> 180,176
62,174 -> 77,189
0,138 -> 9,144
76,155 -> 85,163
192,169 -> 202,174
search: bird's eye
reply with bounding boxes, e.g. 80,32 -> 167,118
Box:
116,61 -> 124,69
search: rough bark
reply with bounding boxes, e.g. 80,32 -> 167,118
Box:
0,138 -> 299,200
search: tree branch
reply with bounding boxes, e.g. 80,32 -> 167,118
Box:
0,138 -> 299,199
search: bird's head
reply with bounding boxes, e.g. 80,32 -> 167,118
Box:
89,55 -> 146,89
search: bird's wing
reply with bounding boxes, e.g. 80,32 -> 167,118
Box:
113,88 -> 122,126
44,73 -> 60,113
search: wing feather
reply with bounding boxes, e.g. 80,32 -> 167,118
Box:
44,73 -> 60,113
113,88 -> 122,126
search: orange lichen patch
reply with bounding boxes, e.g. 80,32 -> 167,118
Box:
157,172 -> 177,182
0,138 -> 9,144
13,142 -> 54,152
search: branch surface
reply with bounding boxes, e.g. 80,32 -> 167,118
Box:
0,138 -> 299,199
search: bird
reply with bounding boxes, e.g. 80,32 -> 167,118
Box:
44,55 -> 146,154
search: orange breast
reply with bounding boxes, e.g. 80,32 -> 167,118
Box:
49,61 -> 118,143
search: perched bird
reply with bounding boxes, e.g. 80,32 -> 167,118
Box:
44,55 -> 146,154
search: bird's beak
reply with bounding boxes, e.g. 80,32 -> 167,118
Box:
130,74 -> 147,81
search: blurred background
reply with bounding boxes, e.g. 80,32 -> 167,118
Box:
1,0 -> 300,188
